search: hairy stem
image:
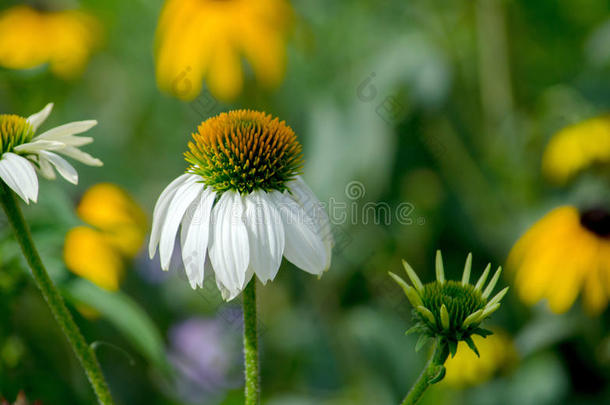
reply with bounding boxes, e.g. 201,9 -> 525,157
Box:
401,338 -> 449,405
243,279 -> 259,405
0,184 -> 114,404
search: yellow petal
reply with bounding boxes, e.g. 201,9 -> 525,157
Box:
546,230 -> 594,313
582,254 -> 607,315
239,22 -> 286,88
513,208 -> 577,305
64,227 -> 124,291
206,39 -> 243,101
77,183 -> 147,258
155,0 -> 211,100
542,116 -> 610,184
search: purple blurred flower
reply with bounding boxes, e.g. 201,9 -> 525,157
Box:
167,316 -> 242,404
135,238 -> 180,283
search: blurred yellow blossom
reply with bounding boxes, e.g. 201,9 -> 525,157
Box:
76,183 -> 148,257
443,331 -> 517,388
542,116 -> 610,184
0,6 -> 102,79
154,0 -> 292,101
508,206 -> 610,315
64,226 -> 124,291
64,184 -> 147,291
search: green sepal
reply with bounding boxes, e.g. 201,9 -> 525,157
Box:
405,325 -> 422,335
428,365 -> 446,384
472,327 -> 493,338
448,339 -> 458,357
415,335 -> 430,352
464,336 -> 480,357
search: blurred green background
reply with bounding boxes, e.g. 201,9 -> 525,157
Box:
1,0 -> 610,404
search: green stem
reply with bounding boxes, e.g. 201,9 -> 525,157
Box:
243,279 -> 260,405
401,338 -> 449,405
0,184 -> 114,405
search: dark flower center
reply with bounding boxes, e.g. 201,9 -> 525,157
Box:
580,208 -> 610,237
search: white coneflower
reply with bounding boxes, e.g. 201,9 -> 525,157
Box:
149,110 -> 332,300
0,104 -> 109,403
0,103 -> 102,204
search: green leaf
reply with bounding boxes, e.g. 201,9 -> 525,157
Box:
63,279 -> 168,372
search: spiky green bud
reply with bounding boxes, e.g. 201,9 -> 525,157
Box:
390,251 -> 509,357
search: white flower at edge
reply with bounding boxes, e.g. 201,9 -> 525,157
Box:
148,110 -> 333,300
0,103 -> 102,204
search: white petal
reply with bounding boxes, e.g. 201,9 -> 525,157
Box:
288,176 -> 333,270
13,140 -> 65,154
56,146 -> 103,167
159,177 -> 203,270
37,156 -> 56,180
38,151 -> 78,185
149,173 -> 193,258
244,190 -> 285,284
0,153 -> 39,204
180,187 -> 216,289
35,120 -> 97,141
26,103 -> 53,131
215,260 -> 255,301
209,191 -> 250,299
53,135 -> 93,147
270,191 -> 327,275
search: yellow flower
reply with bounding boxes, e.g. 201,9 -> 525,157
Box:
0,6 -> 101,79
443,330 -> 516,388
154,0 -> 291,102
542,116 -> 610,184
64,226 -> 125,291
64,184 -> 147,291
508,206 -> 610,315
76,183 -> 148,257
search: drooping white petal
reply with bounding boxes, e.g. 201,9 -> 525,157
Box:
13,140 -> 65,154
26,103 -> 53,131
38,151 -> 78,185
0,153 -> 39,204
270,191 -> 327,275
209,191 -> 250,299
56,146 -> 103,167
287,176 -> 333,270
36,155 -> 56,180
180,187 -> 216,289
34,120 -> 97,141
215,276 -> 232,301
215,262 -> 255,301
149,173 -> 193,258
159,177 -> 203,270
243,190 -> 285,284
